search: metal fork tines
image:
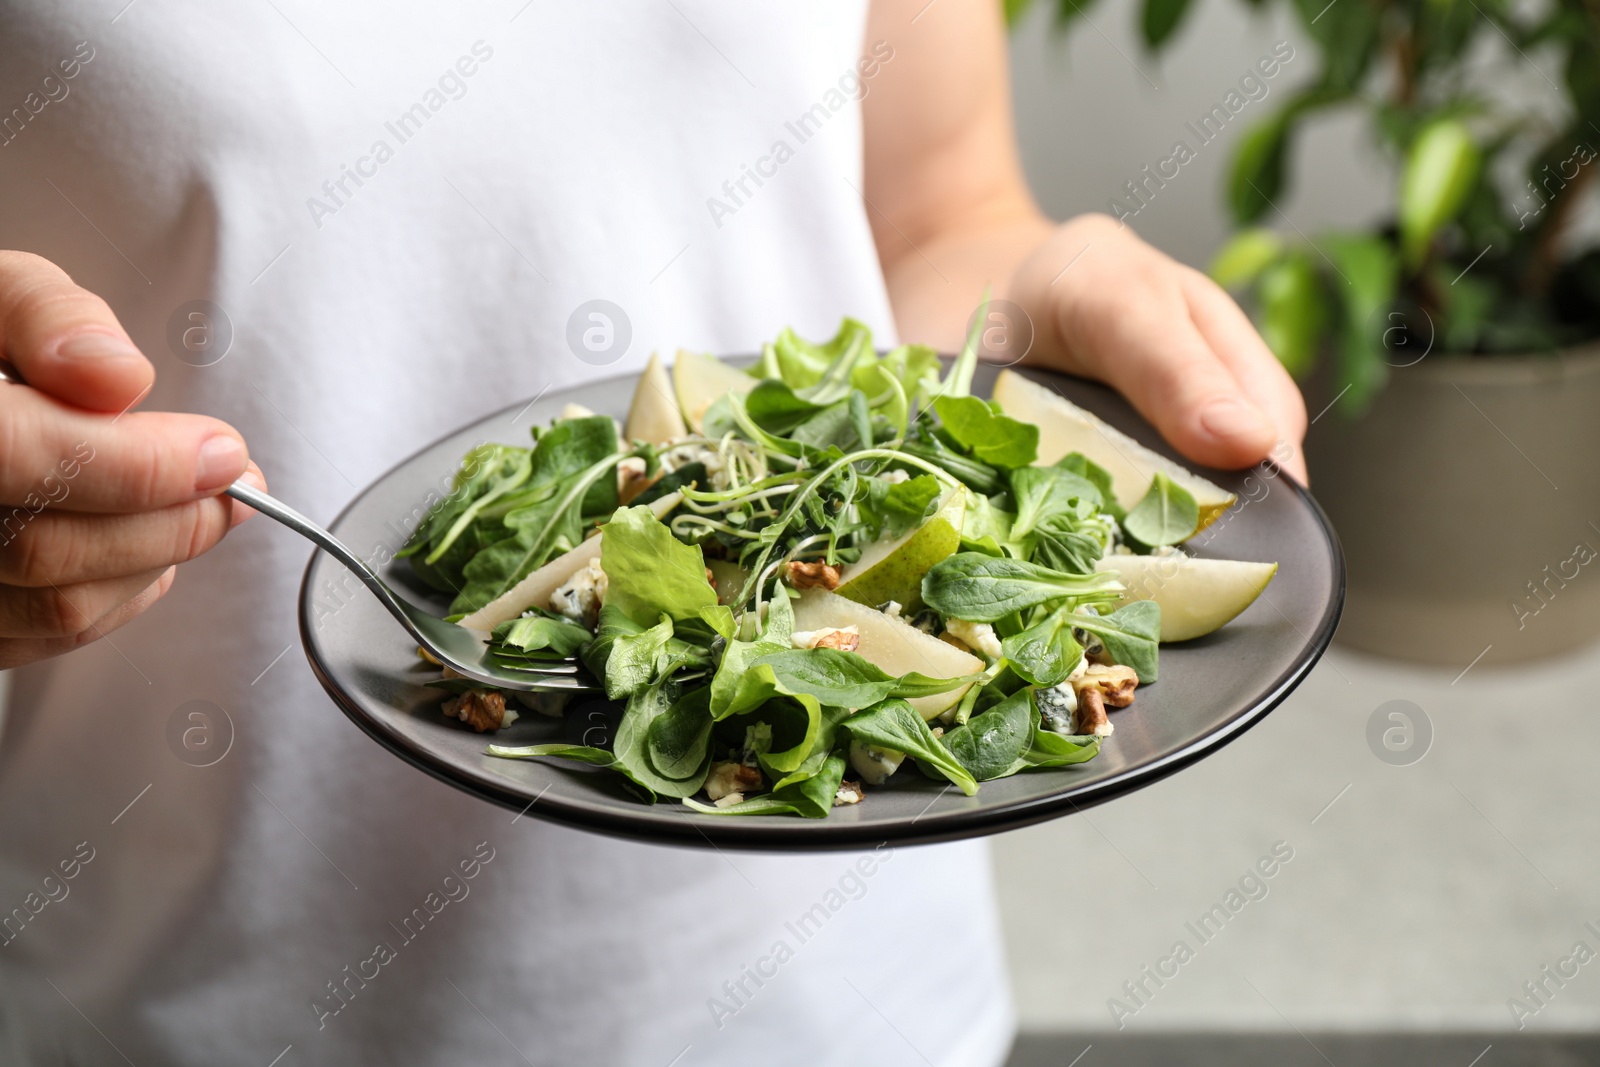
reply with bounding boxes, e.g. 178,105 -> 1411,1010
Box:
225,480 -> 598,693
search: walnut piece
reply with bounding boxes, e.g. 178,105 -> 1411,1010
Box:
443,689 -> 508,733
1071,663 -> 1139,708
834,780 -> 865,806
1074,686 -> 1112,737
786,560 -> 841,590
705,760 -> 765,801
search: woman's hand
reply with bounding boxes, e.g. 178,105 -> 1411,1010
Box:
862,0 -> 1307,483
0,251 -> 261,670
1012,214 -> 1308,483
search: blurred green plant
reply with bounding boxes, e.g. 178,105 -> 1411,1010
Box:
1009,0 -> 1600,414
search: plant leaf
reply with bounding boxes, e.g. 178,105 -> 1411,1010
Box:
845,699 -> 979,795
1121,472 -> 1200,546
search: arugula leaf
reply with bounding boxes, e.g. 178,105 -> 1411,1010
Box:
1121,472 -> 1199,547
489,611 -> 593,661
601,506 -> 733,638
422,446 -> 532,566
939,689 -> 1035,781
1000,609 -> 1083,688
845,698 -> 978,795
933,395 -> 1039,469
1070,601 -> 1162,683
449,450 -> 623,615
922,552 -> 1123,622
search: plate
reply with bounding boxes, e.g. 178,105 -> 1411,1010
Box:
299,363 -> 1343,849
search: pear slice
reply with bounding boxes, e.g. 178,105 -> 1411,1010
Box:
1094,554 -> 1277,642
791,589 -> 981,719
992,369 -> 1236,533
625,352 -> 688,445
674,349 -> 757,433
457,493 -> 682,633
836,488 -> 964,612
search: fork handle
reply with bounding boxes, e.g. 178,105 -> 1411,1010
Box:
225,479 -> 420,640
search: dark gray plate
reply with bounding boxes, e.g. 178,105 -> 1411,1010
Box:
299,363 -> 1343,850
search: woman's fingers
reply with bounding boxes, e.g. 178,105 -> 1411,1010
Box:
0,385 -> 250,512
0,250 -> 155,413
0,566 -> 176,669
1026,214 -> 1307,480
0,495 -> 238,587
1179,268 -> 1309,483
0,565 -> 174,639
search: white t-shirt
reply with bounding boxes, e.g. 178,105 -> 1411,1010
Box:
0,3 -> 1014,1064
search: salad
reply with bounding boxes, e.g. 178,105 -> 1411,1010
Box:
401,311 -> 1277,817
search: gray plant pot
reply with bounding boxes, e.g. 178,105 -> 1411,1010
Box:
1305,341 -> 1600,667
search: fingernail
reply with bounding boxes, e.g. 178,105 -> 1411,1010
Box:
195,435 -> 248,492
55,332 -> 144,364
1198,398 -> 1271,443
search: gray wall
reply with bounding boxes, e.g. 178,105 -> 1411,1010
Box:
1007,0 -> 1390,269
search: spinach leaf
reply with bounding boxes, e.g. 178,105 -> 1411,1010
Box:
1121,472 -> 1199,547
1070,601 -> 1162,683
611,681 -> 714,798
1020,725 -> 1101,768
756,318 -> 875,390
483,743 -> 618,769
1056,452 -> 1124,520
863,474 -> 941,540
745,379 -> 826,434
1009,466 -> 1101,539
868,343 -> 942,411
751,648 -> 970,711
939,689 -> 1035,781
601,506 -> 734,638
646,686 -> 713,780
602,614 -> 675,700
635,461 -> 707,504
1000,610 -> 1083,688
933,395 -> 1039,469
845,699 -> 978,795
489,611 -> 593,661
922,552 -> 1123,622
789,400 -> 864,452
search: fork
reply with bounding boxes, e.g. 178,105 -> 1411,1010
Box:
225,480 -> 595,693
0,358 -> 585,692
